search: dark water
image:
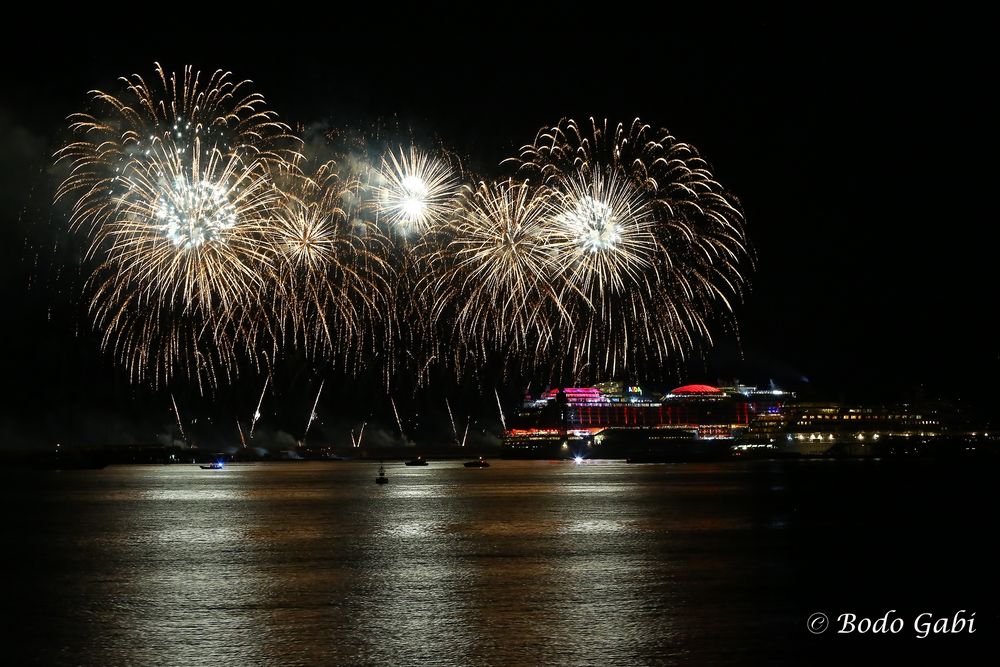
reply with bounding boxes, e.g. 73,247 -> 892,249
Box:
0,460 -> 993,665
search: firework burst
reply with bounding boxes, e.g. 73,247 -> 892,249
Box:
54,64 -> 299,389
373,145 -> 461,236
547,167 -> 658,296
431,179 -> 565,373
353,143 -> 464,385
272,161 -> 393,363
509,117 -> 751,379
53,63 -> 750,393
100,141 -> 282,310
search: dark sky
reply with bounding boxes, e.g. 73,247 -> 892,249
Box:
0,7 -> 994,447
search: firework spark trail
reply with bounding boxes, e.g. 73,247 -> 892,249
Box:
249,375 -> 269,439
170,393 -> 186,441
304,380 -> 324,442
446,397 -> 459,444
461,418 -> 470,448
495,388 -> 507,431
356,421 -> 366,448
390,396 -> 405,442
236,419 -> 247,448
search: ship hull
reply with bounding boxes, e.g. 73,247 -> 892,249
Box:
503,429 -> 735,461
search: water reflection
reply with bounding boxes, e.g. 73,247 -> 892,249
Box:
5,460 -> 981,665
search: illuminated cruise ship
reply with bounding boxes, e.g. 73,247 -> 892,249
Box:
502,379 -> 980,459
503,383 -> 751,459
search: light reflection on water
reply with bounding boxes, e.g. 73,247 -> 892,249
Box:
560,518 -> 635,534
3,459 -> 987,665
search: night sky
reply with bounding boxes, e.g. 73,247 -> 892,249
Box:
0,8 -> 994,448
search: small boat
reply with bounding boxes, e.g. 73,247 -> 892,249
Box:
464,457 -> 490,468
404,456 -> 428,466
200,461 -> 225,470
375,463 -> 389,484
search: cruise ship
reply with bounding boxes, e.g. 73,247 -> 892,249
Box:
503,381 -> 975,459
503,382 -> 751,460
775,401 -> 954,456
